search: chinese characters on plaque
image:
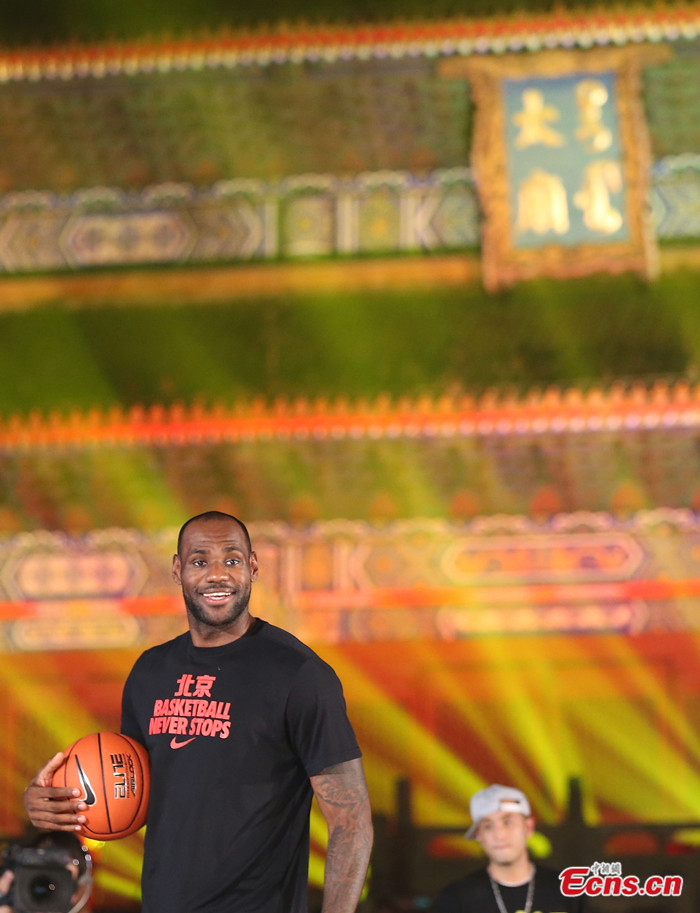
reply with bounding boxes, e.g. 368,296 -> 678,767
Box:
506,73 -> 625,246
440,47 -> 666,290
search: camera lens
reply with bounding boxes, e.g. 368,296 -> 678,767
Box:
29,874 -> 59,902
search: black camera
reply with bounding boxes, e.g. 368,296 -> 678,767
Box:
2,845 -> 76,913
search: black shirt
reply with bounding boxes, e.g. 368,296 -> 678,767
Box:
431,865 -> 586,913
121,620 -> 362,913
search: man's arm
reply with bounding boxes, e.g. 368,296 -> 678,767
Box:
23,753 -> 87,832
310,757 -> 373,913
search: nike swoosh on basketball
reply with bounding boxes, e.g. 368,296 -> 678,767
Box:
170,737 -> 196,749
75,756 -> 97,806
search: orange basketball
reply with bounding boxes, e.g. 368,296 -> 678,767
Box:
52,732 -> 150,840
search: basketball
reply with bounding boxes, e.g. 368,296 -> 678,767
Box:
52,732 -> 150,840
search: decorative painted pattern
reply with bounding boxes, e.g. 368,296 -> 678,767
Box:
1,380 -> 700,534
0,161 -> 695,273
0,170 -> 477,272
0,7 -> 697,80
1,510 -> 700,649
651,154 -> 700,238
0,378 -> 697,450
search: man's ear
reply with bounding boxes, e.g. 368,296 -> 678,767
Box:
172,554 -> 182,584
250,550 -> 259,581
525,816 -> 535,838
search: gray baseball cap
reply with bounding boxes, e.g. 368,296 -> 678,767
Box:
465,784 -> 532,838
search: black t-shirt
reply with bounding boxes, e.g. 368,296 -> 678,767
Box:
431,865 -> 586,913
120,619 -> 362,913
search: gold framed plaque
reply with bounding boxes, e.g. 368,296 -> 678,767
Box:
441,46 -> 670,291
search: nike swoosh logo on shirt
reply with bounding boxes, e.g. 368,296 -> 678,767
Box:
75,756 -> 97,806
170,737 -> 196,749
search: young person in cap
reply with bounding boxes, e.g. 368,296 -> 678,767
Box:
431,784 -> 584,913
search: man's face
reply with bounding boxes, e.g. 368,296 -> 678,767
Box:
173,517 -> 258,633
476,810 -> 534,867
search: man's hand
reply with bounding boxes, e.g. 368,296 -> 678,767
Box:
0,867 -> 14,913
311,757 -> 373,913
23,753 -> 87,832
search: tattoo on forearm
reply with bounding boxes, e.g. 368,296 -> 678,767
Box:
313,774 -> 366,808
311,762 -> 373,913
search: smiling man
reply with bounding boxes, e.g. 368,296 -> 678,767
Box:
175,512 -> 258,636
24,511 -> 373,913
431,785 -> 584,913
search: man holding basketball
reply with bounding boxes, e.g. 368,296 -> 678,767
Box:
24,511 -> 373,913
